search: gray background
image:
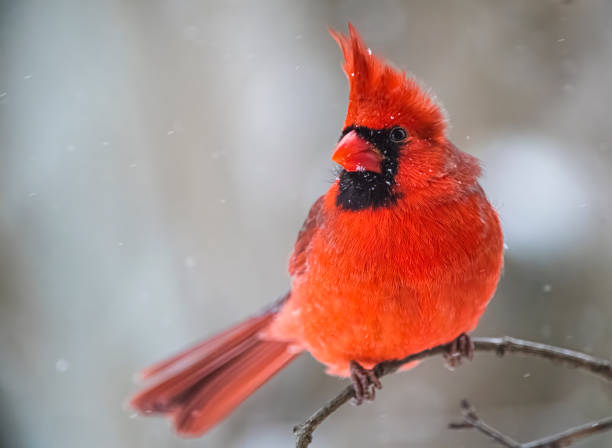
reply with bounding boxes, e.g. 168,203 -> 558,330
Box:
1,0 -> 611,447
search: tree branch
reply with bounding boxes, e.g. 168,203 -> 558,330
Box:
451,399 -> 612,448
293,336 -> 612,448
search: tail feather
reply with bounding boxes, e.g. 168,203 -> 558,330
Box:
138,312 -> 274,380
130,305 -> 299,437
172,339 -> 296,435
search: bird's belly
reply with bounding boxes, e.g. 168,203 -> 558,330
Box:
270,251 -> 499,377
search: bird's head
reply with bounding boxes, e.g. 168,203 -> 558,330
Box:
330,24 -> 477,210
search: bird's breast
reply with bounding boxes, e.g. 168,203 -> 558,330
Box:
270,188 -> 503,376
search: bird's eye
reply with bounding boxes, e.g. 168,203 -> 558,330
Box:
389,126 -> 407,143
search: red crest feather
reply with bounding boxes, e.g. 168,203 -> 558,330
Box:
330,23 -> 445,140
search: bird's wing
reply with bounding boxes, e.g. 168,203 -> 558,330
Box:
288,195 -> 325,277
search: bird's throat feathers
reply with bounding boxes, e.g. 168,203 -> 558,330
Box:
335,139 -> 482,211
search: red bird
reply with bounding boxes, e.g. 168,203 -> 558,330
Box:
130,24 -> 504,437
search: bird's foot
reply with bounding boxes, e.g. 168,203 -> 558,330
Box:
444,333 -> 474,370
349,361 -> 382,405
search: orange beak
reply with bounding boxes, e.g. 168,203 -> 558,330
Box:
332,130 -> 383,174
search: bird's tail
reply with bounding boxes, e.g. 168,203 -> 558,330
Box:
130,300 -> 298,437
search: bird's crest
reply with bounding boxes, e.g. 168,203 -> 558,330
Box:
330,24 -> 445,139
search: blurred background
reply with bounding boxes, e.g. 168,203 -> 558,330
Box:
1,0 -> 612,447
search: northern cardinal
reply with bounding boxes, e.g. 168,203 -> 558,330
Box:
130,24 -> 504,437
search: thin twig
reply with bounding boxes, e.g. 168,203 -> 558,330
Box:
449,399 -> 521,447
293,336 -> 612,447
451,399 -> 612,448
522,416 -> 612,447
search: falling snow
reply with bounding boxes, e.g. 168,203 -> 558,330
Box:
55,359 -> 69,373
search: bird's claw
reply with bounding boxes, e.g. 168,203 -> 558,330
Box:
349,361 -> 382,405
444,333 -> 474,370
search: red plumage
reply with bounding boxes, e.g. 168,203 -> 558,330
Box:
330,24 -> 445,139
130,23 -> 503,437
130,302 -> 297,436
